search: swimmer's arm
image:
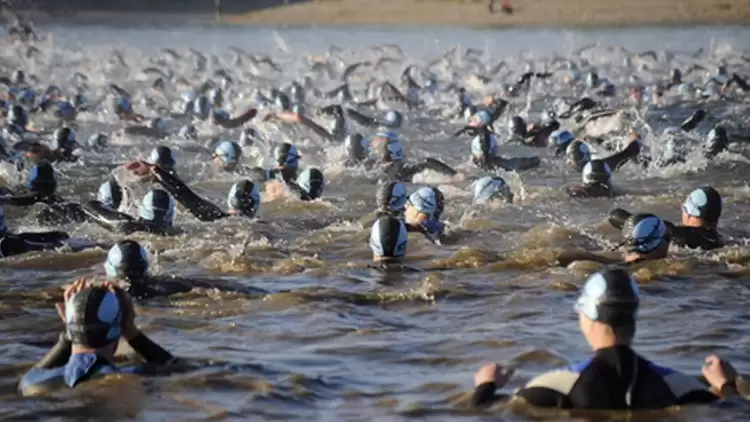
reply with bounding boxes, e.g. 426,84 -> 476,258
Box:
297,115 -> 336,142
0,194 -> 44,206
32,331 -> 71,369
124,330 -> 175,365
344,108 -> 379,127
557,250 -> 618,267
152,167 -> 226,222
284,179 -> 310,201
602,138 -> 641,171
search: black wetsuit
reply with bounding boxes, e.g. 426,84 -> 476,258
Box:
609,208 -> 723,251
151,167 -> 229,222
473,345 -> 720,409
565,182 -> 613,198
0,191 -> 84,230
82,201 -> 174,236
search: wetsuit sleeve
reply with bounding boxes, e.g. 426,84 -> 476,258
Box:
126,332 -> 175,365
345,108 -> 379,127
297,115 -> 336,142
33,332 -> 71,369
153,167 -> 227,222
0,194 -> 45,207
607,208 -> 632,230
513,370 -> 579,408
472,382 -> 499,407
667,225 -> 723,250
283,179 -> 311,201
602,140 -> 641,171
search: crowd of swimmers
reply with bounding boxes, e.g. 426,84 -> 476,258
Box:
2,19 -> 747,413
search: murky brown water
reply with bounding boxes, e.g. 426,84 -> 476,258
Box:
1,23 -> 750,421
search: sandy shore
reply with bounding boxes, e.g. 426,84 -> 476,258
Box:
224,0 -> 750,27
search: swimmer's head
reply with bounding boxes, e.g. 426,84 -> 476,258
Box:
65,286 -> 122,350
566,139 -> 592,171
587,71 -> 599,88
508,116 -> 526,138
104,240 -> 149,281
548,129 -> 575,153
273,142 -> 300,169
682,187 -> 722,228
473,176 -> 513,205
145,146 -> 176,173
369,214 -> 408,262
345,133 -> 368,161
381,110 -> 404,129
291,104 -> 305,116
87,132 -> 108,150
670,68 -> 682,84
11,69 -> 25,86
212,140 -> 242,171
290,81 -> 305,103
463,105 -> 477,123
296,168 -> 325,200
138,189 -> 175,227
53,127 -> 77,152
227,179 -> 261,218
376,180 -> 408,215
581,160 -> 611,186
149,118 -> 166,135
405,187 -> 438,225
469,110 -> 491,127
212,109 -> 230,124
98,178 -> 124,210
575,268 -> 639,345
707,126 -> 728,149
622,213 -> 669,259
27,163 -> 57,196
274,92 -> 291,112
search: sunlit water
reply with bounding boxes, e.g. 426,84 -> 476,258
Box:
1,23 -> 750,421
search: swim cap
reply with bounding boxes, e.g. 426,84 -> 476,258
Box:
574,269 -> 639,326
473,176 -> 513,205
65,286 -> 122,348
11,69 -> 24,85
227,179 -> 261,217
683,187 -> 722,226
16,88 -> 35,108
296,168 -> 325,200
345,133 -> 368,161
104,240 -> 149,280
54,127 -> 76,150
113,95 -> 132,113
376,180 -> 407,212
212,109 -> 230,122
508,116 -> 526,137
582,160 -> 611,185
470,110 -> 491,127
274,142 -> 300,168
0,206 -> 5,234
139,189 -> 175,226
98,178 -> 124,210
146,146 -> 176,171
463,105 -> 477,122
7,105 -> 28,128
587,72 -> 599,88
87,132 -> 108,150
27,163 -> 57,196
670,68 -> 682,83
274,93 -> 291,111
408,187 -> 437,217
369,215 -> 408,259
291,104 -> 305,115
177,124 -> 197,140
470,133 -> 498,159
623,213 -> 667,253
193,96 -> 211,120
431,187 -> 445,220
382,110 -> 403,129
73,93 -> 88,109
548,129 -> 575,149
566,139 -> 592,168
213,140 -> 242,167
149,118 -> 166,134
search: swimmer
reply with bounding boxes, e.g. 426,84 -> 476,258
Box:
564,133 -> 642,173
472,176 -> 514,205
83,189 -> 178,236
0,162 -> 88,225
608,187 -> 723,251
375,180 -> 408,218
367,214 -> 420,272
404,187 -> 444,245
109,88 -> 145,122
343,133 -> 369,166
558,97 -> 599,120
212,107 -> 257,129
472,268 -> 735,408
457,110 -> 540,172
586,71 -> 616,97
211,140 -> 243,172
150,164 -> 261,221
0,202 -> 81,258
19,279 -> 176,396
565,160 -> 614,198
3,105 -> 33,138
128,146 -> 177,179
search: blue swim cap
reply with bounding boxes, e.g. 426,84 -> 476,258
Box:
98,179 -> 123,210
625,214 -> 667,253
115,95 -> 132,113
408,187 -> 438,217
213,109 -> 230,121
104,240 -> 149,280
566,139 -> 591,167
213,141 -> 242,166
27,163 -> 57,196
682,187 -> 722,225
146,146 -> 176,170
296,168 -> 325,200
53,127 -> 76,150
470,110 -> 491,126
139,189 -> 175,226
227,180 -> 261,217
65,287 -> 122,348
582,160 -> 611,185
369,215 -> 408,259
273,143 -> 300,168
473,176 -> 512,205
470,134 -> 497,158
574,269 -> 639,323
548,129 -> 575,149
382,110 -> 403,128
376,180 -> 407,212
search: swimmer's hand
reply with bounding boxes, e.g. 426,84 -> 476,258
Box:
474,363 -> 515,388
703,354 -> 738,393
125,160 -> 152,177
55,278 -> 91,324
104,282 -> 139,340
